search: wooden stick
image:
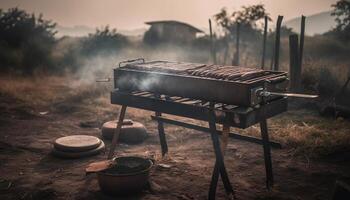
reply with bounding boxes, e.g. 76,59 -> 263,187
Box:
223,33 -> 229,65
232,23 -> 240,66
209,19 -> 217,64
261,16 -> 268,70
108,105 -> 127,159
299,15 -> 306,74
289,34 -> 300,92
273,16 -> 283,71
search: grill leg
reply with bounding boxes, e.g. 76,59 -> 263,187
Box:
208,111 -> 234,199
108,105 -> 127,159
260,119 -> 274,189
156,112 -> 168,156
209,164 -> 219,199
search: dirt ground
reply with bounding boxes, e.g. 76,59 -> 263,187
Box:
0,76 -> 350,200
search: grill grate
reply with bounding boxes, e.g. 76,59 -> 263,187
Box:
122,61 -> 287,84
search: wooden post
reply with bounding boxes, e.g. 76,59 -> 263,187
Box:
209,19 -> 217,64
261,16 -> 268,69
299,15 -> 306,74
273,15 -> 283,71
223,33 -> 229,65
289,34 -> 300,92
232,23 -> 240,66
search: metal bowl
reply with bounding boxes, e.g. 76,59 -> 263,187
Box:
97,156 -> 153,195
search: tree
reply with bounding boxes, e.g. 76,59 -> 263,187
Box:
214,4 -> 271,37
214,4 -> 271,65
331,0 -> 350,40
81,26 -> 128,55
0,7 -> 57,74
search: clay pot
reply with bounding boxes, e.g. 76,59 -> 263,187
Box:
97,156 -> 153,195
101,120 -> 148,144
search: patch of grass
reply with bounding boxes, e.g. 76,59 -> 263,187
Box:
1,75 -> 350,159
0,74 -> 112,115
0,75 -> 70,107
237,109 -> 350,158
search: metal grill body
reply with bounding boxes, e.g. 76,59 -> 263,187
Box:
110,60 -> 289,199
114,61 -> 288,107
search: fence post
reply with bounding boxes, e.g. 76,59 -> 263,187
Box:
289,34 -> 301,91
232,23 -> 240,66
223,33 -> 229,65
261,16 -> 268,70
273,15 -> 283,71
209,19 -> 217,64
299,15 -> 306,73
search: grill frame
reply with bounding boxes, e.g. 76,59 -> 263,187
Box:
113,61 -> 288,107
109,59 -> 289,199
110,90 -> 287,129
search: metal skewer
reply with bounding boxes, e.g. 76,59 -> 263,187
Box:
258,90 -> 318,98
96,78 -> 111,82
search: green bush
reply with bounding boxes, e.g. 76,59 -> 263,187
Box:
0,8 -> 56,74
317,67 -> 340,96
304,35 -> 350,58
81,26 -> 128,56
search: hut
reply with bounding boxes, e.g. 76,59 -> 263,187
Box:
144,20 -> 203,44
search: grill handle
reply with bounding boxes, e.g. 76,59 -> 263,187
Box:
268,92 -> 318,98
258,90 -> 318,99
96,78 -> 111,82
118,58 -> 145,68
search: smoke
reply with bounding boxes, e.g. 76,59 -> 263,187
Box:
139,75 -> 160,91
116,72 -> 162,91
73,44 -> 210,87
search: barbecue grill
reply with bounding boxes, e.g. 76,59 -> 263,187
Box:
108,58 -> 291,199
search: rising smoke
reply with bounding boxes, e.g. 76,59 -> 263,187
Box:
74,45 -> 210,86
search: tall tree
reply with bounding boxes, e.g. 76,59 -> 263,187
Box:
214,4 -> 271,65
214,4 -> 271,37
331,0 -> 350,40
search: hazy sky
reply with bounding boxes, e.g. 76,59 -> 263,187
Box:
0,0 -> 337,30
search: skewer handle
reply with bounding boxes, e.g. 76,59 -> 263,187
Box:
96,78 -> 111,82
259,90 -> 318,98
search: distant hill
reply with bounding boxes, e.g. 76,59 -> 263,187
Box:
55,25 -> 147,37
284,11 -> 336,35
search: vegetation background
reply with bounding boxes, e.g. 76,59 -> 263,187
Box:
0,3 -> 350,199
1,2 -> 350,97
